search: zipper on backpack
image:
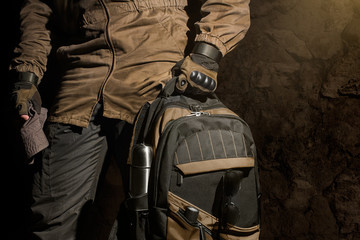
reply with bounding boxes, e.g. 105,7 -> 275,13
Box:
151,100 -> 224,129
187,111 -> 210,117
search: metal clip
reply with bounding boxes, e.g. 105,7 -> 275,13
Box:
188,111 -> 210,117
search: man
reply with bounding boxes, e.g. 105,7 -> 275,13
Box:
9,0 -> 250,239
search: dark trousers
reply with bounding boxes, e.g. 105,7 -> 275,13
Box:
30,104 -> 133,240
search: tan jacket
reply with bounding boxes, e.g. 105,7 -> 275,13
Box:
10,0 -> 250,128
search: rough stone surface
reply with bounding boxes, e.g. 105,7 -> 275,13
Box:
216,0 -> 360,239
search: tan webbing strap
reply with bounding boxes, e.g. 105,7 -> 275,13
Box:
176,157 -> 255,176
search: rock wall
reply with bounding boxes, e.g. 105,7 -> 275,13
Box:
216,0 -> 360,239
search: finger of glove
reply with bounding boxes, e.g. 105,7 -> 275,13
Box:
10,91 -> 29,115
15,96 -> 30,116
12,85 -> 40,116
184,84 -> 209,96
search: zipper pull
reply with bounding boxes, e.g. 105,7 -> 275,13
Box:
188,111 -> 210,117
188,104 -> 210,116
184,206 -> 206,240
177,172 -> 183,186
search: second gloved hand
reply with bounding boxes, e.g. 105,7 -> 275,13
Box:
10,72 -> 42,119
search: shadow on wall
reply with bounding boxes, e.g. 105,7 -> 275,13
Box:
216,0 -> 360,239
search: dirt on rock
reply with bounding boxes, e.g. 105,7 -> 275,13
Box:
216,0 -> 360,239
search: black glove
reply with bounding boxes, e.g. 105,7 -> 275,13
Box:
10,71 -> 41,116
175,42 -> 222,94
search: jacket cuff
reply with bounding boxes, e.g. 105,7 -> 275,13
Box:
9,63 -> 43,81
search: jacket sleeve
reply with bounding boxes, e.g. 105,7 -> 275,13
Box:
9,0 -> 53,81
194,0 -> 250,56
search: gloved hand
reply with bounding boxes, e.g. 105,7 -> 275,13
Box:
175,42 -> 222,95
10,72 -> 41,120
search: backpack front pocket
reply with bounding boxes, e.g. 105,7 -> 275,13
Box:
167,192 -> 260,240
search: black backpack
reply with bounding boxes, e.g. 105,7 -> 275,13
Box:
125,79 -> 261,240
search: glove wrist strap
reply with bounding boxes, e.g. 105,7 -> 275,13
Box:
12,71 -> 39,87
192,42 -> 222,63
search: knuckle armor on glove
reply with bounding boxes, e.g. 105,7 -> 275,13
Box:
176,56 -> 218,93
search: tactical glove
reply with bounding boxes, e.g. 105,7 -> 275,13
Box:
10,72 -> 41,116
175,42 -> 222,94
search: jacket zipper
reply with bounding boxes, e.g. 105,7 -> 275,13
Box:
98,0 -> 116,101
